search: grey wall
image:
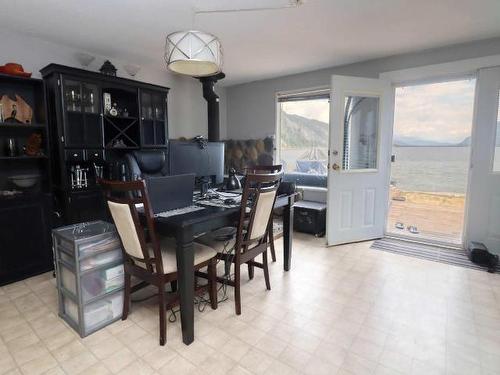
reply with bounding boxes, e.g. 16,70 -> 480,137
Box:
226,37 -> 500,140
0,29 -> 227,139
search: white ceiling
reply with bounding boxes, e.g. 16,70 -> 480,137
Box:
1,0 -> 500,86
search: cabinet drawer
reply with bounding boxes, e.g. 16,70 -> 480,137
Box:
86,149 -> 105,162
65,149 -> 85,162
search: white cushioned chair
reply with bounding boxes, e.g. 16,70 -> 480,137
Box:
100,179 -> 218,346
196,166 -> 283,315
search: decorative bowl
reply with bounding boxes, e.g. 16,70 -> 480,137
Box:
8,174 -> 40,188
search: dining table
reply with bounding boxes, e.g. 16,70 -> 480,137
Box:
152,192 -> 298,345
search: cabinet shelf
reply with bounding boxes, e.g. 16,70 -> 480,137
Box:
104,115 -> 137,121
66,110 -> 100,116
104,146 -> 139,150
0,122 -> 46,129
0,155 -> 48,160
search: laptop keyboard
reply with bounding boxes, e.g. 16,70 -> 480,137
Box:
154,205 -> 205,218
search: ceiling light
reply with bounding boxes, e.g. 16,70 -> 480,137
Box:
165,30 -> 222,77
123,64 -> 140,77
75,52 -> 95,67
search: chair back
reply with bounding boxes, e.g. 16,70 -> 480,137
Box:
124,150 -> 168,180
100,179 -> 164,274
245,165 -> 283,174
235,166 -> 283,254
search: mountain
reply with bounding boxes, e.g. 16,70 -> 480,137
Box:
393,136 -> 455,147
281,114 -> 500,148
281,113 -> 329,148
457,136 -> 471,147
452,132 -> 499,147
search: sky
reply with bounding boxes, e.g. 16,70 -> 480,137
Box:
394,79 -> 476,143
282,78 -> 476,144
282,98 -> 329,123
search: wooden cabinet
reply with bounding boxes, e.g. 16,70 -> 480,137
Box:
41,64 -> 169,224
0,194 -> 53,285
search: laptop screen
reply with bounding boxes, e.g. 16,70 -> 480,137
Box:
145,174 -> 195,214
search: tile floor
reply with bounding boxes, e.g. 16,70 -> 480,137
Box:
1,233 -> 500,375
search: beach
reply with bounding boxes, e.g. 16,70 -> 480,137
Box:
387,187 -> 465,244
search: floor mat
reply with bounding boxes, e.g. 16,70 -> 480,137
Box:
371,237 -> 499,273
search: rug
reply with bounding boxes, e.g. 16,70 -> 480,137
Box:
371,237 -> 499,273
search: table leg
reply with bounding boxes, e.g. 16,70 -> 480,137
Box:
175,227 -> 195,345
283,197 -> 294,271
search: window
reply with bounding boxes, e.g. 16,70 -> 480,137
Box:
342,95 -> 379,170
494,90 -> 500,172
277,91 -> 330,181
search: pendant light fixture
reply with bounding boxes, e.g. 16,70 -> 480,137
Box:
164,1 -> 305,77
165,30 -> 222,77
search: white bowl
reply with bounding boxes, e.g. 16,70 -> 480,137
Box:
8,174 -> 40,188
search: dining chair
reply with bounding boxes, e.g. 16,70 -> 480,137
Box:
244,165 -> 284,265
100,179 -> 218,345
196,166 -> 283,315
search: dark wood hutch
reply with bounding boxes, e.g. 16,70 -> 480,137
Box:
41,64 -> 169,225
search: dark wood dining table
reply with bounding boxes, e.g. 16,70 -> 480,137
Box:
153,193 -> 297,345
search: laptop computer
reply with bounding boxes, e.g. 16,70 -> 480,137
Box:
146,174 -> 195,214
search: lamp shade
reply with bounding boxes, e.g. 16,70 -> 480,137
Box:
165,30 -> 222,77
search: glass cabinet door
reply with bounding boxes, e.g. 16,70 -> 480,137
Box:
63,79 -> 84,147
82,83 -> 102,147
82,83 -> 100,114
62,78 -> 103,148
140,90 -> 167,147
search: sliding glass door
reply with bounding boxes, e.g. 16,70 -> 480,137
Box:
386,78 -> 476,246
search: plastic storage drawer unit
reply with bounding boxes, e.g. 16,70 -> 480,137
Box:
52,221 -> 124,337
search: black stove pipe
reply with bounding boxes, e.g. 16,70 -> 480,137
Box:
198,72 -> 225,141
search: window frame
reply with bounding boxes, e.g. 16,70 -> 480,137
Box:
492,89 -> 500,174
275,88 -> 330,175
340,91 -> 382,173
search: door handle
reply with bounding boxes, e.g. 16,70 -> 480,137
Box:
332,163 -> 340,171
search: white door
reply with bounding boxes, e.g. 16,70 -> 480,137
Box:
327,75 -> 394,246
465,66 -> 500,253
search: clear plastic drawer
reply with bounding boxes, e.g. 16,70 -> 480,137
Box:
80,248 -> 122,271
81,265 -> 124,302
60,264 -> 77,296
61,293 -> 79,326
84,291 -> 123,335
79,236 -> 121,259
60,262 -> 124,303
